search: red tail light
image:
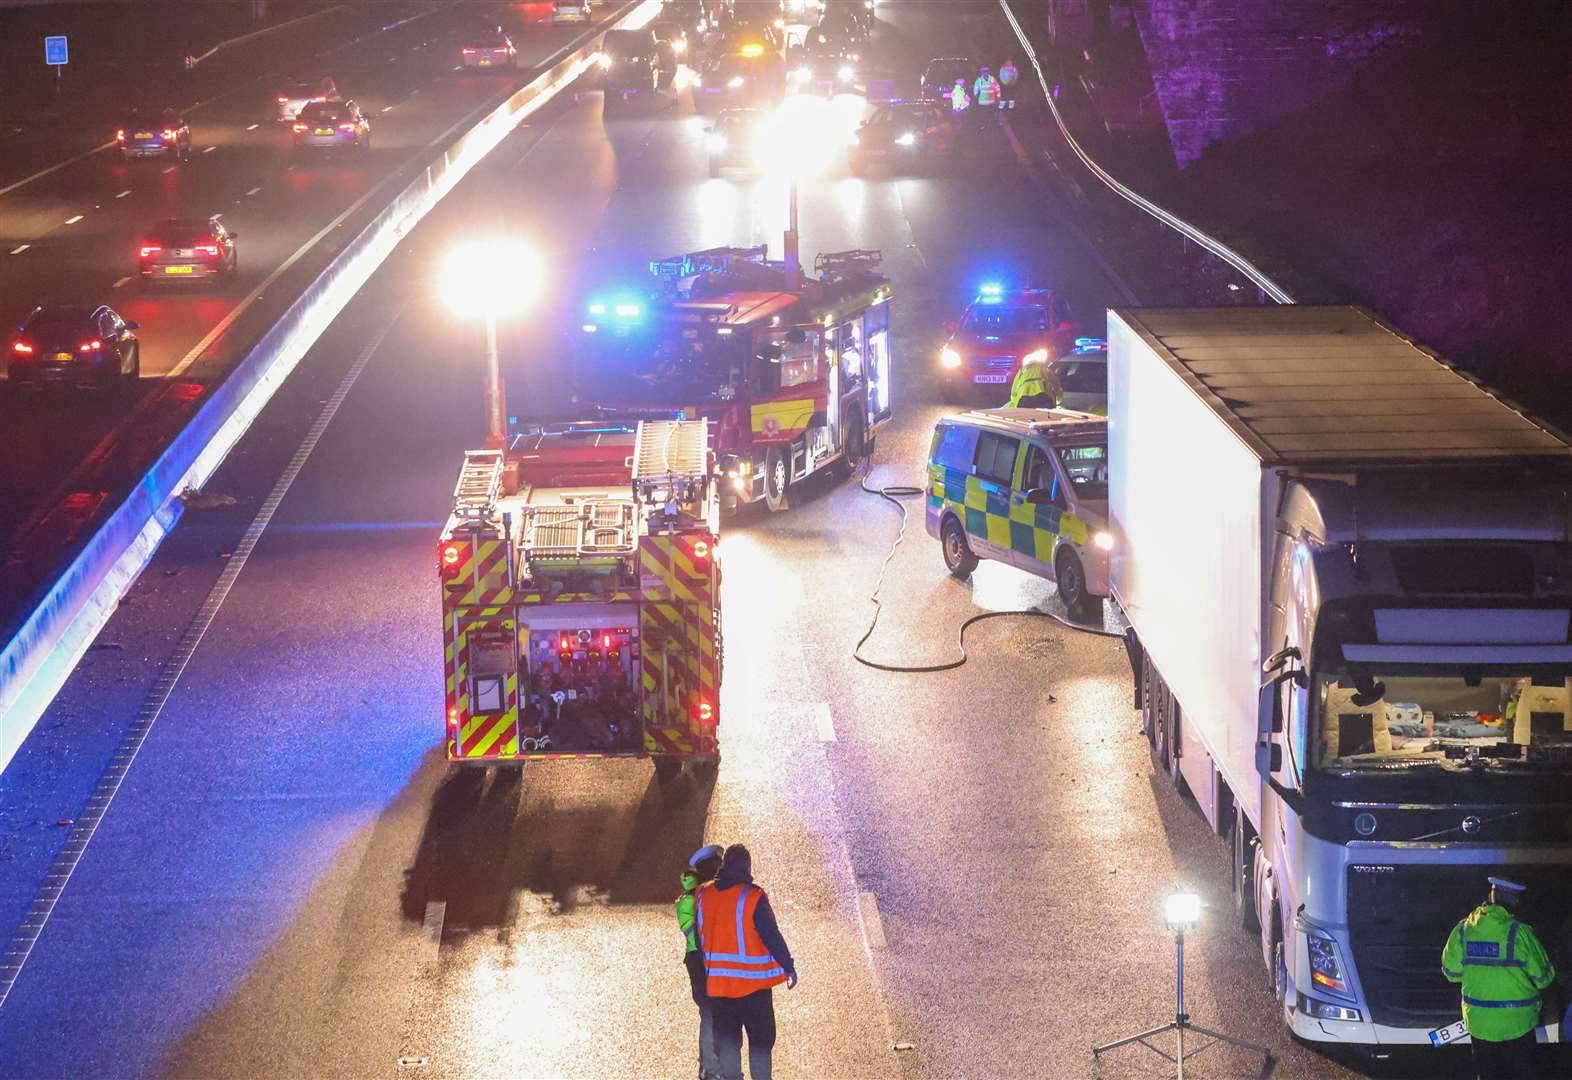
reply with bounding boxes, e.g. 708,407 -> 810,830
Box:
78,340 -> 101,353
292,123 -> 307,133
696,700 -> 715,723
277,96 -> 289,102
447,706 -> 459,728
338,122 -> 357,132
12,341 -> 34,355
559,635 -> 570,651
139,245 -> 162,258
691,539 -> 710,560
462,47 -> 476,53
196,244 -> 220,257
162,129 -> 177,140
115,128 -> 125,142
439,542 -> 465,578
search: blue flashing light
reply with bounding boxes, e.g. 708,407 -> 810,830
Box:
588,302 -> 606,315
978,282 -> 1003,298
583,323 -> 599,333
614,303 -> 642,318
1074,336 -> 1103,347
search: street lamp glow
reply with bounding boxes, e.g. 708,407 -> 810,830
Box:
439,240 -> 538,317
1163,891 -> 1200,930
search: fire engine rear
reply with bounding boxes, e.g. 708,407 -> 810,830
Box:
438,419 -> 721,781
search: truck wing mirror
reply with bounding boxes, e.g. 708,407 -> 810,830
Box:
1259,678 -> 1284,734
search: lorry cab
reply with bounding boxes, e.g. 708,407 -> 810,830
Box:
925,408 -> 1113,619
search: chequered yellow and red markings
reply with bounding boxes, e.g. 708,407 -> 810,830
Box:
516,591 -> 636,604
444,609 -> 519,761
442,532 -> 513,608
638,531 -> 719,757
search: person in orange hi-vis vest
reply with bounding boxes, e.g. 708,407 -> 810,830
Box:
697,844 -> 797,1080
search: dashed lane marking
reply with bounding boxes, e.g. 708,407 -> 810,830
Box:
420,901 -> 446,967
202,145 -> 217,154
245,186 -> 262,196
382,105 -> 394,113
161,165 -> 177,174
246,123 -> 260,131
64,214 -> 83,225
0,313 -> 401,1010
811,701 -> 836,743
9,244 -> 29,255
112,275 -> 132,289
857,891 -> 887,950
115,189 -> 132,199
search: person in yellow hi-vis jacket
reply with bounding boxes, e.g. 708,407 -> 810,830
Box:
1441,876 -> 1556,1080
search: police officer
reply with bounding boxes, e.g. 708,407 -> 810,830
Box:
999,58 -> 1020,109
949,76 -> 970,114
677,844 -> 726,1080
1007,349 -> 1060,409
1441,876 -> 1557,1079
972,65 -> 1000,110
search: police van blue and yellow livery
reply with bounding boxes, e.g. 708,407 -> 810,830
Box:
925,408 -> 1113,618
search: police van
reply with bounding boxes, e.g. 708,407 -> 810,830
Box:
925,409 -> 1113,619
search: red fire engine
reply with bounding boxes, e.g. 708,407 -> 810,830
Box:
575,244 -> 894,510
438,418 -> 722,782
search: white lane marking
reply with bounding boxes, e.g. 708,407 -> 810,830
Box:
64,214 -> 83,225
421,901 -> 447,966
382,105 -> 394,113
0,140 -> 116,201
452,65 -> 462,71
857,891 -> 887,950
9,244 -> 29,255
115,189 -> 132,199
811,701 -> 836,743
161,165 -> 177,174
246,123 -> 260,131
245,186 -> 262,196
202,145 -> 217,154
112,275 -> 132,289
0,317 -> 399,1010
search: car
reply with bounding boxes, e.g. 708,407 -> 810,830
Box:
137,216 -> 239,288
117,107 -> 191,162
8,305 -> 140,393
275,76 -> 339,123
292,99 -> 370,152
816,3 -> 868,46
710,21 -> 784,60
553,0 -> 591,23
920,56 -> 973,102
1047,337 -> 1108,414
787,28 -> 860,94
649,14 -> 693,63
459,26 -> 519,70
598,28 -> 675,109
706,107 -> 768,175
693,52 -> 785,114
926,408 -> 1111,619
938,285 -> 1076,394
848,100 -> 956,174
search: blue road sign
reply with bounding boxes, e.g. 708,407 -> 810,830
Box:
45,36 -> 69,66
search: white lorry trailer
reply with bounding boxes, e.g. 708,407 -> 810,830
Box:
1108,305 -> 1572,1050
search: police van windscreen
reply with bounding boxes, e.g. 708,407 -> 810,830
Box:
963,306 -> 1047,334
575,324 -> 746,405
1054,442 -> 1107,499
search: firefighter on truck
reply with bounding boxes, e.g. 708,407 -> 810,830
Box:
437,418 -> 722,786
575,245 -> 895,512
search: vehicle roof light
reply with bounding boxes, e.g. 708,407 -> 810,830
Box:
588,302 -> 606,315
614,303 -> 641,317
740,42 -> 764,57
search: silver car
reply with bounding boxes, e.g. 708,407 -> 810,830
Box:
1048,339 -> 1107,415
275,76 -> 339,123
292,99 -> 370,153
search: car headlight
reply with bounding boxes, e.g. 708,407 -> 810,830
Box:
597,53 -> 612,69
895,131 -> 916,146
692,74 -> 703,86
1093,530 -> 1114,551
707,134 -> 727,152
1307,928 -> 1353,999
672,39 -> 686,54
940,347 -> 962,369
838,65 -> 855,82
727,75 -> 744,89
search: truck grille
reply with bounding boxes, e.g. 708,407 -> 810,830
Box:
970,355 -> 1016,372
1347,863 -> 1572,1029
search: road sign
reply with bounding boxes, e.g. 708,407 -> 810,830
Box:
44,36 -> 68,66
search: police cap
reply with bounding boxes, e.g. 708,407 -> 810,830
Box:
1487,876 -> 1528,896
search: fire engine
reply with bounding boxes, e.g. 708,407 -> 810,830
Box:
437,418 -> 722,782
575,243 -> 894,511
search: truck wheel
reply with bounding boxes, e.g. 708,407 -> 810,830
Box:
765,447 -> 789,512
840,415 -> 865,478
1232,809 -> 1260,933
941,517 -> 978,579
1054,548 -> 1098,621
692,755 -> 719,784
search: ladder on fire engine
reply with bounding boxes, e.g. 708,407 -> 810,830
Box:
650,245 -> 769,284
632,419 -> 710,510
452,449 -> 504,521
813,248 -> 883,281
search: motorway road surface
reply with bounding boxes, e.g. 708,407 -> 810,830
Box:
0,3 -> 1487,1077
0,1 -> 631,632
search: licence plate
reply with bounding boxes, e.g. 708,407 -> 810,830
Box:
55,352 -> 73,362
315,128 -> 334,135
135,131 -> 153,139
164,265 -> 194,274
478,58 -> 492,65
972,374 -> 1008,384
1428,1020 -> 1469,1047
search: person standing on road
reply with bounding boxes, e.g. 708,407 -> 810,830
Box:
999,58 -> 1020,109
1441,876 -> 1556,1080
698,844 -> 797,1080
972,65 -> 1001,110
1007,349 -> 1061,409
678,843 -> 726,1080
949,77 -> 970,114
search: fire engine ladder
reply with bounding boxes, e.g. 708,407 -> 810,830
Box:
452,449 -> 505,521
813,248 -> 883,280
632,419 -> 709,507
520,500 -> 638,583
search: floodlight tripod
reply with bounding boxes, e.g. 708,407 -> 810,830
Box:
1092,928 -> 1272,1079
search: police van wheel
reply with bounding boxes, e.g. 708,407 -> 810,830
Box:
1055,549 -> 1096,620
941,517 -> 977,579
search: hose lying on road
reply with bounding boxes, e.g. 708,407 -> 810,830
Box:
852,454 -> 1123,675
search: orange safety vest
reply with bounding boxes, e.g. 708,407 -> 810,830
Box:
697,882 -> 788,998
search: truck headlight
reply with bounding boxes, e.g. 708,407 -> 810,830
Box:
597,53 -> 612,70
727,75 -> 744,89
1307,929 -> 1352,998
1297,993 -> 1361,1022
1093,530 -> 1114,551
940,347 -> 962,369
838,65 -> 855,82
895,131 -> 916,146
